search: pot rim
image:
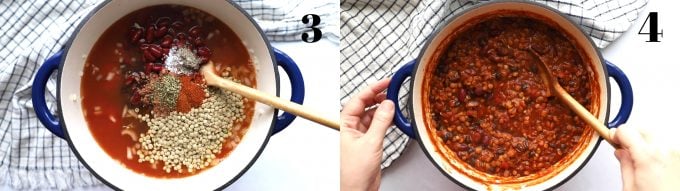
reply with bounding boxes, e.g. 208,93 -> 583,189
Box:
406,1 -> 611,190
54,0 -> 281,190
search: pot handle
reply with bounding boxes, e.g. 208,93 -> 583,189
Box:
272,48 -> 305,134
32,50 -> 65,139
605,60 -> 633,128
386,60 -> 416,138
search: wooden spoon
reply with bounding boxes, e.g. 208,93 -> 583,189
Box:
528,51 -> 619,148
200,61 -> 340,130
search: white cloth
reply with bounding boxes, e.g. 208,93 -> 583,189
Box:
0,0 -> 337,189
340,0 -> 648,169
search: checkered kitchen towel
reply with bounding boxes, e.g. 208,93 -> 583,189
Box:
340,0 -> 648,169
0,0 -> 337,189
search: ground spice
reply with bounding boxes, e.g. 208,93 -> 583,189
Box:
165,46 -> 201,74
176,75 -> 206,113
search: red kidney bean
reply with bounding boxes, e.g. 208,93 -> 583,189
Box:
129,28 -> 143,43
199,57 -> 209,64
139,44 -> 150,52
500,161 -> 510,169
188,25 -> 201,37
458,89 -> 467,102
455,143 -> 469,152
176,32 -> 186,40
130,92 -> 142,106
160,35 -> 173,48
156,17 -> 170,27
474,86 -> 485,96
176,39 -> 186,47
194,37 -> 205,46
145,25 -> 156,42
155,26 -> 168,38
143,63 -> 162,73
171,21 -> 184,30
176,33 -> 187,47
128,16 -> 217,73
151,64 -> 163,72
187,36 -> 196,47
144,62 -> 154,73
197,46 -> 211,57
471,132 -> 482,144
167,28 -> 176,37
149,44 -> 161,50
482,135 -> 490,145
148,44 -> 163,58
124,75 -> 136,86
143,50 -> 156,62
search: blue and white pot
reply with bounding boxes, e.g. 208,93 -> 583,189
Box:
386,1 -> 633,190
31,0 -> 304,190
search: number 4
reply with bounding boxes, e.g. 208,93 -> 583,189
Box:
638,12 -> 663,42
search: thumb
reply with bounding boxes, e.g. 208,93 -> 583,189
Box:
613,126 -> 648,157
365,100 -> 395,139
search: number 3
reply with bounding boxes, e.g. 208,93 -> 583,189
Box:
302,14 -> 322,43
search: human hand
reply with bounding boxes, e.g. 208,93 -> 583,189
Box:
612,126 -> 680,191
340,79 -> 394,191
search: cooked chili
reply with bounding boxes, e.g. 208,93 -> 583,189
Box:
425,15 -> 597,177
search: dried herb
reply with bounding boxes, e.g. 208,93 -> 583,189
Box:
151,74 -> 181,112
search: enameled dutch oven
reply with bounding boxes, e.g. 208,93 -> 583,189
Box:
386,1 -> 633,190
31,0 -> 305,190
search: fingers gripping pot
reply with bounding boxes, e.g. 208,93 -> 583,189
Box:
32,0 -> 305,190
386,1 -> 633,190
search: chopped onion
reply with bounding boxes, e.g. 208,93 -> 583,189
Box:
121,105 -> 129,117
131,146 -> 137,156
126,147 -> 132,160
121,128 -> 138,141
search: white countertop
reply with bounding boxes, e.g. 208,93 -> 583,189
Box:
380,0 -> 680,190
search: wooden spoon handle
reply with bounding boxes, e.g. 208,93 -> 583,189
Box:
203,70 -> 340,130
553,85 -> 619,148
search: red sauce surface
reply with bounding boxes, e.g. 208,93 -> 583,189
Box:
423,13 -> 599,182
80,5 -> 255,178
